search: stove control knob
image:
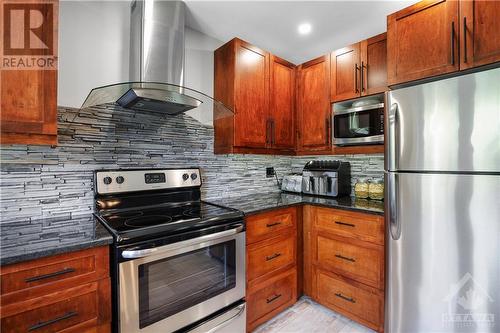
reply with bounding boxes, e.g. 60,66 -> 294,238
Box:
190,173 -> 198,180
103,176 -> 112,185
182,173 -> 189,181
116,176 -> 125,184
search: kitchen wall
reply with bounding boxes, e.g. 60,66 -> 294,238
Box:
0,105 -> 383,223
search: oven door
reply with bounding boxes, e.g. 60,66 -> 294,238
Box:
118,225 -> 245,333
332,104 -> 384,146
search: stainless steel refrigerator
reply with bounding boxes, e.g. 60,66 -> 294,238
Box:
385,68 -> 500,333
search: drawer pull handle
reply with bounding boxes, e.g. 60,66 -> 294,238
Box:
266,222 -> 282,228
335,254 -> 356,262
25,268 -> 76,283
334,221 -> 355,228
335,293 -> 356,304
266,253 -> 282,261
28,311 -> 78,331
266,294 -> 282,304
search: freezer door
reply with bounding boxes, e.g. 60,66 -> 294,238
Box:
386,68 -> 500,173
386,172 -> 500,333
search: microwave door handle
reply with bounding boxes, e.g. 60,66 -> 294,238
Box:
122,224 -> 244,259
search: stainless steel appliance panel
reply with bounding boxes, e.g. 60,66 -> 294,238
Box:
187,302 -> 246,333
119,230 -> 245,333
386,68 -> 500,173
385,172 -> 500,333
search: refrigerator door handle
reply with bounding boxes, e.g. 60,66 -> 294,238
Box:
387,172 -> 401,240
387,102 -> 398,171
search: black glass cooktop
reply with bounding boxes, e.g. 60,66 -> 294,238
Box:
96,201 -> 244,243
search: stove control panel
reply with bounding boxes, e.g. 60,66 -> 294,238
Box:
95,169 -> 202,195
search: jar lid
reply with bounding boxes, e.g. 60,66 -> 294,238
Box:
371,178 -> 384,184
357,177 -> 370,183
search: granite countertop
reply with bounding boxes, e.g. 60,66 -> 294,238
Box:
207,191 -> 384,216
0,214 -> 113,266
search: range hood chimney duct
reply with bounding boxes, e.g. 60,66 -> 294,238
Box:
130,0 -> 185,86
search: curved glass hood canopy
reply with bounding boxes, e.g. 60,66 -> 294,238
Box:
81,82 -> 233,120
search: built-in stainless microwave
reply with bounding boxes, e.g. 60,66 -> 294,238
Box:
332,95 -> 384,146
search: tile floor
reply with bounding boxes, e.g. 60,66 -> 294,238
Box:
254,297 -> 376,333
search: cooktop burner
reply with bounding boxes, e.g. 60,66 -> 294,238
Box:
124,215 -> 173,228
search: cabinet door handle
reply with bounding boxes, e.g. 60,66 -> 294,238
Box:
335,293 -> 356,303
334,221 -> 355,228
450,21 -> 455,65
361,61 -> 365,93
354,64 -> 360,93
271,119 -> 275,145
28,311 -> 78,331
325,118 -> 330,144
266,293 -> 282,304
266,253 -> 282,261
463,17 -> 467,63
266,222 -> 282,228
266,120 -> 270,145
25,268 -> 75,283
335,254 -> 356,262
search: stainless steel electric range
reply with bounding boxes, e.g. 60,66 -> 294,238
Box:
93,168 -> 246,333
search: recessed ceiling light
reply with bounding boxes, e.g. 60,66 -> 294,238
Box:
298,23 -> 312,35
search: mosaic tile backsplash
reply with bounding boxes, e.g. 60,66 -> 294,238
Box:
0,105 -> 383,223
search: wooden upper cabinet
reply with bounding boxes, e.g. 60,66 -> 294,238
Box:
331,33 -> 387,102
297,55 -> 331,152
1,1 -> 59,145
269,55 -> 295,150
387,0 -> 459,86
214,38 -> 297,154
234,40 -> 269,149
361,33 -> 388,96
460,0 -> 500,70
331,43 -> 361,102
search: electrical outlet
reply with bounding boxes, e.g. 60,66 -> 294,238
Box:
266,167 -> 275,178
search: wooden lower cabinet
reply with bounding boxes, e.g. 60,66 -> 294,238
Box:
316,269 -> 384,331
304,205 -> 385,332
0,247 -> 111,333
247,269 -> 297,331
246,207 -> 299,332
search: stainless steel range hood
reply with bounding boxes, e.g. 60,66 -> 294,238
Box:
81,0 -> 232,119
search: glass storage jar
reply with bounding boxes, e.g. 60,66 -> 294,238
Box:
368,178 -> 384,200
354,178 -> 370,199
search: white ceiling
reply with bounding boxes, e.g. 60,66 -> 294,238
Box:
185,1 -> 417,64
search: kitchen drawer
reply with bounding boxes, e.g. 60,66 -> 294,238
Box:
1,247 -> 109,303
246,207 -> 296,244
1,283 -> 99,333
316,234 -> 383,289
313,207 -> 384,245
247,269 -> 297,330
316,269 -> 382,330
247,235 -> 295,282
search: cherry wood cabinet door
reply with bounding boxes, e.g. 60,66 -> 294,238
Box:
387,0 -> 459,85
269,55 -> 295,150
331,43 -> 361,102
1,0 -> 58,145
234,39 -> 270,148
361,33 -> 388,96
297,55 -> 331,152
460,0 -> 500,70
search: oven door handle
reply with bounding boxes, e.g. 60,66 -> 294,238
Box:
121,224 -> 244,259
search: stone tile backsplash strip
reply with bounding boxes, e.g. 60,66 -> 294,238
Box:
0,105 -> 383,223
